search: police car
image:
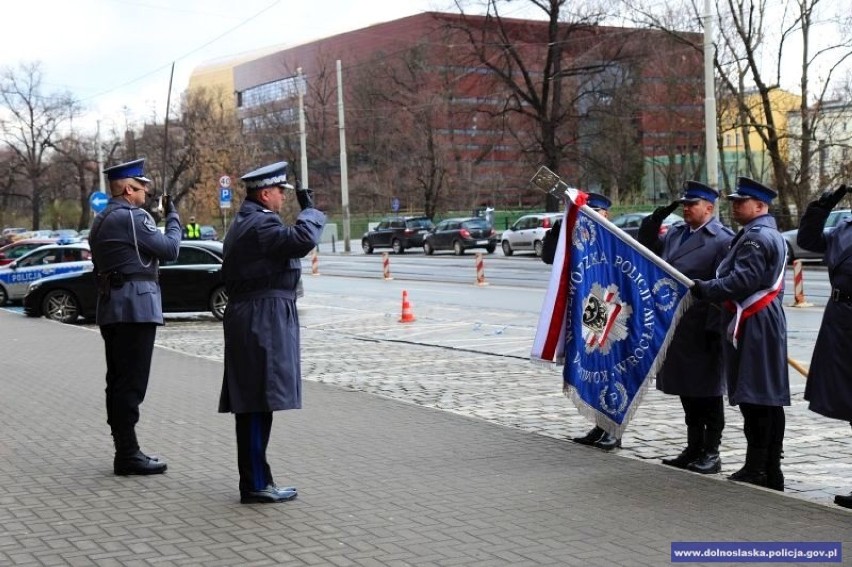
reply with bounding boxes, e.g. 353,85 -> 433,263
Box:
0,241 -> 92,305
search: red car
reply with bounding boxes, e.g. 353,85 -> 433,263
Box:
0,239 -> 57,266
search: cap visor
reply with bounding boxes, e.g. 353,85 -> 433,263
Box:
726,193 -> 751,200
281,183 -> 295,190
678,197 -> 700,203
133,176 -> 152,184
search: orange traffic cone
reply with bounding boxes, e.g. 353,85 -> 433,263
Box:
399,290 -> 416,323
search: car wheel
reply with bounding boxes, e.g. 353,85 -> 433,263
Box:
210,285 -> 228,321
453,240 -> 464,255
424,241 -> 434,255
362,239 -> 374,254
534,240 -> 544,257
392,239 -> 404,254
486,242 -> 496,254
42,289 -> 80,323
0,285 -> 7,306
501,241 -> 513,256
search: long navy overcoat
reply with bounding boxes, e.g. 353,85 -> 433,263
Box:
218,199 -> 325,414
798,203 -> 852,420
696,214 -> 790,407
639,217 -> 734,397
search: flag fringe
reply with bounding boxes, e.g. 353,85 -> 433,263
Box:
564,292 -> 695,439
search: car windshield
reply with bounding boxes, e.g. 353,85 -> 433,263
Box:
406,218 -> 433,229
463,219 -> 490,230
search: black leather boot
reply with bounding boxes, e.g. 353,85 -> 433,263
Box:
593,432 -> 622,451
662,424 -> 702,469
572,426 -> 606,446
834,493 -> 852,509
728,444 -> 767,487
687,451 -> 721,474
113,429 -> 167,476
688,417 -> 722,474
764,408 -> 785,491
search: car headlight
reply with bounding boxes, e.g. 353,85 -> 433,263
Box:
28,281 -> 42,292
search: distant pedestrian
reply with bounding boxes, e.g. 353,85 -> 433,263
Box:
692,177 -> 789,491
796,184 -> 852,508
219,161 -> 326,504
637,182 -> 734,474
89,158 -> 182,475
185,216 -> 201,240
541,192 -> 621,451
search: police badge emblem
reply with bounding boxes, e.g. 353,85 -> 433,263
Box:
581,283 -> 632,355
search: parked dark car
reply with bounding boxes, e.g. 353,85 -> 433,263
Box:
610,211 -> 684,239
23,241 -> 228,323
423,217 -> 498,255
362,216 -> 435,254
782,208 -> 851,262
200,225 -> 219,241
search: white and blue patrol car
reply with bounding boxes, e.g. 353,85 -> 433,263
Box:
0,241 -> 92,305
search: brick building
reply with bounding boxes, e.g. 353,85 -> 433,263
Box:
226,12 -> 704,214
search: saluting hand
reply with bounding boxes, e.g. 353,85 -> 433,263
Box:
816,184 -> 847,210
651,201 -> 680,222
296,188 -> 315,210
161,195 -> 177,214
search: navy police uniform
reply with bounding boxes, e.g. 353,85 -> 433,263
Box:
694,177 -> 789,491
89,158 -> 181,475
218,161 -> 325,503
796,186 -> 852,508
638,182 -> 734,473
541,192 -> 621,450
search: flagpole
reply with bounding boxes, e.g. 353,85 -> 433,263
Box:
529,166 -> 694,288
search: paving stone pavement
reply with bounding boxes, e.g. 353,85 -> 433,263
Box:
1,287 -> 851,566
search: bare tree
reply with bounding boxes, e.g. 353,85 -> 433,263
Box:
450,0 -> 635,210
621,0 -> 852,225
0,62 -> 80,229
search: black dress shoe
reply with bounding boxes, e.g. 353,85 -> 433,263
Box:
593,432 -> 622,451
834,493 -> 852,509
572,426 -> 606,446
241,484 -> 298,504
686,452 -> 721,474
114,450 -> 167,476
661,449 -> 700,469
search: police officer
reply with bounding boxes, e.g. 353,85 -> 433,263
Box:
541,192 -> 621,451
184,216 -> 201,240
219,161 -> 325,504
89,158 -> 181,475
692,177 -> 789,491
796,184 -> 852,508
637,182 -> 734,474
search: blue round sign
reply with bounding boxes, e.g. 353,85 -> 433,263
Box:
89,191 -> 109,213
391,197 -> 400,212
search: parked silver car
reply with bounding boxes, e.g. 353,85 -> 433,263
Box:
782,208 -> 851,262
500,212 -> 562,257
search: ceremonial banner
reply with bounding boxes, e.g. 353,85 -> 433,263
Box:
531,179 -> 694,438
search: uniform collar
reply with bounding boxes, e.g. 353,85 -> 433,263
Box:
742,213 -> 777,232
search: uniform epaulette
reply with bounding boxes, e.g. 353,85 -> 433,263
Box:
748,225 -> 763,232
261,208 -> 274,213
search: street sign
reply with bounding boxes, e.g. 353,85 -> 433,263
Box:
219,175 -> 231,188
219,186 -> 232,209
391,197 -> 400,212
89,191 -> 109,213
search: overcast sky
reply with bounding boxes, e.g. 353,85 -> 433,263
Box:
1,0 -> 459,134
2,0 -> 847,137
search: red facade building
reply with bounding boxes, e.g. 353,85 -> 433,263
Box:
232,12 -> 704,214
